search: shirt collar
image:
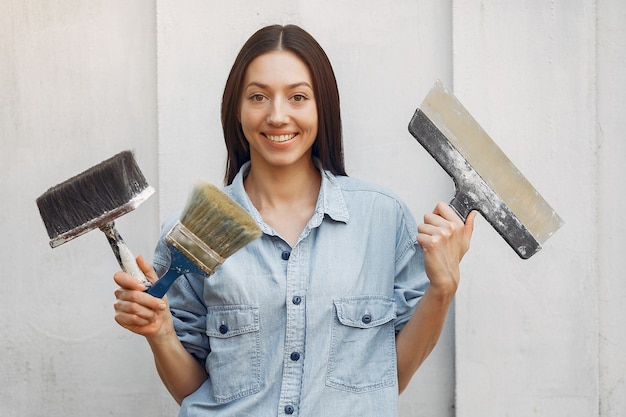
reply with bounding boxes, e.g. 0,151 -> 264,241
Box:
314,159 -> 349,224
225,159 -> 350,229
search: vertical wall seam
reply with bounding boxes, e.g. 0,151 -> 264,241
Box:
591,0 -> 601,415
450,2 -> 458,416
154,0 -> 163,224
592,1 -> 602,415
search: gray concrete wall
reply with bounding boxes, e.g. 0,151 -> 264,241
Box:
454,1 -> 625,416
1,1 -> 623,416
0,1 -> 170,415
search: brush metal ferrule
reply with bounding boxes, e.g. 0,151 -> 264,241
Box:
48,186 -> 155,248
164,220 -> 225,275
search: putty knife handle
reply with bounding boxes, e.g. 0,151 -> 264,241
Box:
100,222 -> 152,288
449,189 -> 474,222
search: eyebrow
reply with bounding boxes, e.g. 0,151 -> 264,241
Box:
244,81 -> 313,90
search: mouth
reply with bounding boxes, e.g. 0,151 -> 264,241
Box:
265,133 -> 297,143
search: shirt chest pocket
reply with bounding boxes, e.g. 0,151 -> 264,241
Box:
327,296 -> 397,393
205,306 -> 261,403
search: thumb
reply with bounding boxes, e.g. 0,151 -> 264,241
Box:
465,211 -> 477,238
136,255 -> 159,285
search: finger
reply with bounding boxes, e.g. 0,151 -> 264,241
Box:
435,203 -> 476,228
417,222 -> 443,238
417,227 -> 452,250
424,211 -> 463,237
113,294 -> 166,327
432,202 -> 462,222
115,285 -> 167,311
114,270 -> 146,291
416,233 -> 435,251
136,255 -> 159,285
115,311 -> 156,329
464,211 -> 477,239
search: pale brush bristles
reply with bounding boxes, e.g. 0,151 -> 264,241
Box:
180,183 -> 261,259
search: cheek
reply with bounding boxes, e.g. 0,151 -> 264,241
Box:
239,122 -> 253,142
309,111 -> 319,135
238,108 -> 253,133
239,103 -> 263,127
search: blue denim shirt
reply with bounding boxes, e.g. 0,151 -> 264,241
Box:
153,161 -> 428,417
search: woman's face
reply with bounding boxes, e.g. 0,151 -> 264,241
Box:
239,50 -> 318,170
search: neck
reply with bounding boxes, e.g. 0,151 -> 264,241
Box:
243,157 -> 321,210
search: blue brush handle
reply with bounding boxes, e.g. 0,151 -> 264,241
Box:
145,246 -> 207,298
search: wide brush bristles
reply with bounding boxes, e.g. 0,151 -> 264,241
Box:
36,150 -> 154,246
179,182 -> 261,260
145,182 -> 261,297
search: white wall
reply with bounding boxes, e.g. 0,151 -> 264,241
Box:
597,0 -> 626,414
0,1 -> 172,416
1,1 -> 623,416
454,1 -> 625,416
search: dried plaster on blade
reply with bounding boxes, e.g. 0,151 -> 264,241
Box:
421,80 -> 563,246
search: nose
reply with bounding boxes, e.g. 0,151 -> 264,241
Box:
267,98 -> 289,126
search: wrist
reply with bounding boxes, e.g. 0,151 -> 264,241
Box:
425,280 -> 458,303
146,324 -> 177,348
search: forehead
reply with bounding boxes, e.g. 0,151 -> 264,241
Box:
244,50 -> 312,85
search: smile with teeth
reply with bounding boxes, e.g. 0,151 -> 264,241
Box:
265,133 -> 297,143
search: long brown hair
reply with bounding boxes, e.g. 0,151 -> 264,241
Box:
221,24 -> 346,185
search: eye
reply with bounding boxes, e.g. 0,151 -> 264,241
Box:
291,94 -> 308,102
249,93 -> 267,102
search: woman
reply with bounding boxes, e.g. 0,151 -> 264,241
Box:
114,24 -> 475,416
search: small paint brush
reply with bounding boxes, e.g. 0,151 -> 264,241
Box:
36,150 -> 155,287
146,182 -> 262,298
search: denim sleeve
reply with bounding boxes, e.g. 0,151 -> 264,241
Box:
152,213 -> 210,363
392,201 -> 428,332
167,273 -> 209,363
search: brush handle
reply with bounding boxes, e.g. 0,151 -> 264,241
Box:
146,246 -> 208,298
145,269 -> 179,299
100,222 -> 152,288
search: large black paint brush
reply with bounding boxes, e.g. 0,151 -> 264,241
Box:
36,150 -> 155,287
146,182 -> 262,298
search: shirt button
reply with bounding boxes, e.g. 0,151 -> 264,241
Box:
219,324 -> 229,334
292,296 -> 301,305
361,314 -> 372,324
281,251 -> 291,260
284,405 -> 294,414
290,352 -> 300,361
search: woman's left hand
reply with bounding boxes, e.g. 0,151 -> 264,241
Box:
417,202 -> 476,294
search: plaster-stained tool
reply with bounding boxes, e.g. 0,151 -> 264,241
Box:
36,150 -> 154,286
408,80 -> 563,259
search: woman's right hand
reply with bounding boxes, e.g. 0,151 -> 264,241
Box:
113,255 -> 172,339
114,255 -> 208,403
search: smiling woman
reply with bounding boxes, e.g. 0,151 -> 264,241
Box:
239,50 -> 319,173
221,24 -> 346,186
236,51 -> 322,246
112,23 -> 474,417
